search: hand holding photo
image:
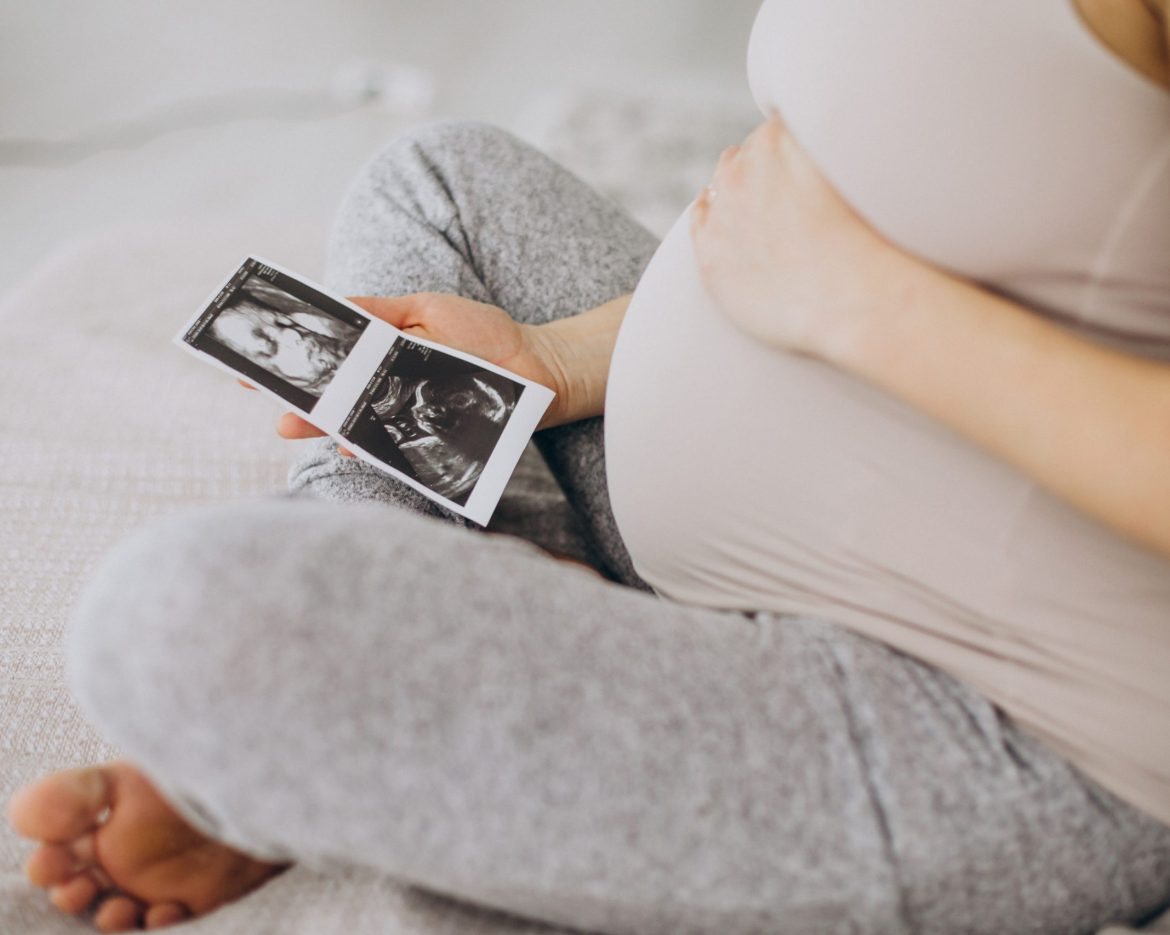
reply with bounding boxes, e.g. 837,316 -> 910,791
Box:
176,257 -> 555,524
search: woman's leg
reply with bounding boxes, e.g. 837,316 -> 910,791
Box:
67,497 -> 1170,935
289,120 -> 660,587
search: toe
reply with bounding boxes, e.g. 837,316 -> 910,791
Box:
94,894 -> 144,932
8,767 -> 112,843
49,872 -> 101,915
145,902 -> 191,929
61,832 -> 115,888
26,843 -> 79,887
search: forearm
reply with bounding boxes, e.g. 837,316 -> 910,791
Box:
826,250 -> 1170,558
530,293 -> 631,427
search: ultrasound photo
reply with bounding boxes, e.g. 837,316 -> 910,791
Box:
341,338 -> 524,505
180,258 -> 368,413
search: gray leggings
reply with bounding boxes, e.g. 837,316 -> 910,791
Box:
67,121 -> 1170,935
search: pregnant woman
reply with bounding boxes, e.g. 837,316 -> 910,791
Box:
9,1 -> 1170,932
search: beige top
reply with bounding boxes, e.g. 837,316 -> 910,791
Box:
605,0 -> 1170,825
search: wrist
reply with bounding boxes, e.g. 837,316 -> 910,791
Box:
522,322 -> 575,428
525,294 -> 631,428
814,240 -> 944,373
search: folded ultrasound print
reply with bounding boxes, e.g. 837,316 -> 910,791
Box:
176,257 -> 554,525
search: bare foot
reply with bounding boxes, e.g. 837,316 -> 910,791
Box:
7,762 -> 285,931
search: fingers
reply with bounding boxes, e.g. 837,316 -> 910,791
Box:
763,108 -> 787,138
701,127 -> 757,210
699,109 -> 800,209
692,186 -> 712,228
758,109 -> 813,175
694,114 -> 784,232
735,109 -> 789,159
277,412 -> 326,440
348,294 -> 427,329
695,144 -> 737,226
766,107 -> 788,131
751,108 -> 787,146
716,143 -> 740,170
276,413 -> 355,457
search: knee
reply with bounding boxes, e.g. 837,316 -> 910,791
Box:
341,118 -> 534,216
64,500 -> 317,749
326,118 -> 533,294
65,498 -> 448,751
399,118 -> 521,153
375,118 -> 527,176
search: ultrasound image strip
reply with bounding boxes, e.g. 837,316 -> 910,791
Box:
176,256 -> 555,524
180,258 -> 368,414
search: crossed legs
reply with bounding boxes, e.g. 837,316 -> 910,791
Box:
13,122 -> 1170,934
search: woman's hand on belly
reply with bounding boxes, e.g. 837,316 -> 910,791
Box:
692,115 -> 1170,564
690,112 -> 914,362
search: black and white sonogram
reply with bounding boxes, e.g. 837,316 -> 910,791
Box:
341,339 -> 524,505
179,258 -> 367,413
176,256 -> 554,524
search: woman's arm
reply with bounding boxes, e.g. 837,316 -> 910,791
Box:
692,115 -> 1170,560
828,250 -> 1170,560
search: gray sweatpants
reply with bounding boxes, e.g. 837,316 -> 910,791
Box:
67,121 -> 1170,935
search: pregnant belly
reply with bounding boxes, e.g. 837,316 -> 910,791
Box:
608,211 -> 1020,617
604,210 -> 1170,698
